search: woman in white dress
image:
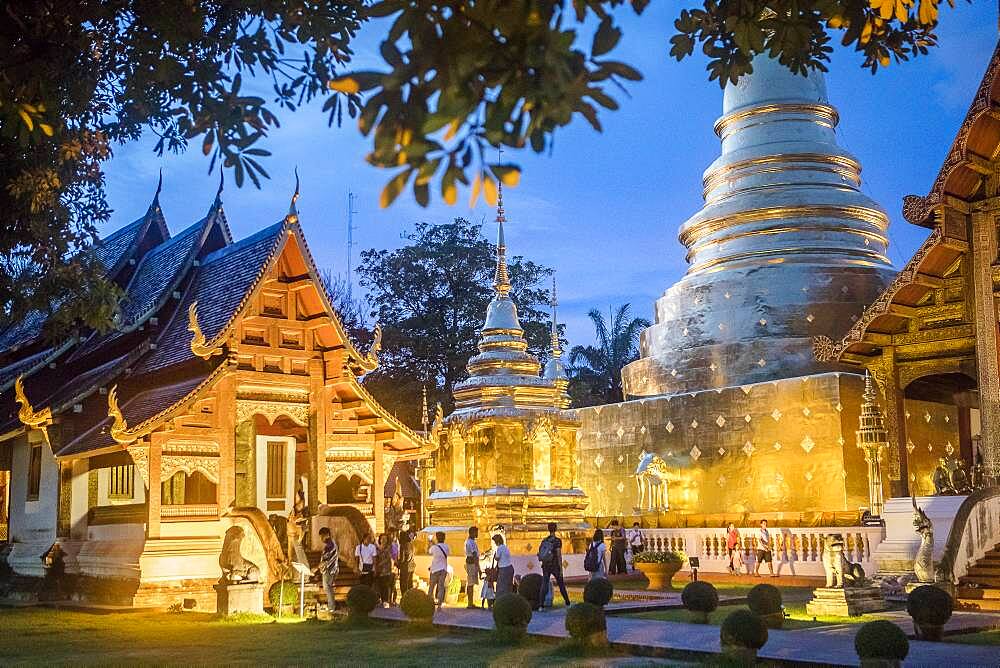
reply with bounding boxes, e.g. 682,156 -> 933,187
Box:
492,534 -> 515,595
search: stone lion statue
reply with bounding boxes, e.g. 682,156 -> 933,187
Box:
822,534 -> 866,588
219,525 -> 260,584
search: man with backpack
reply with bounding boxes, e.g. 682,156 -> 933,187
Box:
317,526 -> 339,613
536,522 -> 570,610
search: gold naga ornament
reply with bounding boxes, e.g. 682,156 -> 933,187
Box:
107,385 -> 132,444
14,375 -> 51,444
357,323 -> 382,372
187,301 -> 224,360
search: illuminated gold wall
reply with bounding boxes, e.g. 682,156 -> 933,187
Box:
578,372 -> 872,517
902,398 -> 962,497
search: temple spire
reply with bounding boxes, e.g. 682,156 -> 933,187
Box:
549,273 -> 561,359
286,167 -> 300,224
493,181 -> 511,298
148,168 -> 163,213
421,385 -> 429,436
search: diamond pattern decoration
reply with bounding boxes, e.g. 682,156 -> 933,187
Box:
724,291 -> 731,299
710,362 -> 718,371
906,440 -> 915,454
690,419 -> 699,429
717,475 -> 727,487
717,447 -> 726,457
773,442 -> 782,451
924,412 -> 932,423
718,322 -> 725,331
744,414 -> 752,423
741,385 -> 752,395
617,454 -> 624,464
944,415 -> 950,423
927,443 -> 933,452
640,425 -> 647,435
771,408 -> 782,421
800,435 -> 815,454
802,407 -> 811,417
945,441 -> 955,455
716,415 -> 726,428
690,445 -> 702,461
594,453 -> 605,469
671,368 -> 678,377
806,313 -> 815,323
804,471 -> 814,481
835,402 -> 843,412
596,482 -> 604,493
757,358 -> 767,367
665,421 -> 674,433
759,318 -> 767,326
616,481 -> 625,494
742,441 -> 755,456
682,328 -> 689,336
837,436 -> 845,446
775,472 -> 784,483
616,426 -> 625,439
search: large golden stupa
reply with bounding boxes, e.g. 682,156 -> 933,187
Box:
427,192 -> 588,545
576,57 -> 965,519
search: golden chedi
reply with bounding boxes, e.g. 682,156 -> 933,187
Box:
428,191 -> 588,547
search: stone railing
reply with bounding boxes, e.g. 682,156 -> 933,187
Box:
935,488 -> 1000,583
641,526 -> 884,577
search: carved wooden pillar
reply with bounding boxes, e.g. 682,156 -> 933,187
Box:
234,419 -> 256,507
147,439 -> 162,539
309,363 -> 327,510
216,373 -> 236,509
971,202 -> 1000,482
873,350 -> 909,497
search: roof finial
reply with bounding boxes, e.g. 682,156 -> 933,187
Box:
286,167 -> 300,224
214,168 -> 224,207
549,273 -> 561,358
147,168 -> 164,214
493,147 -> 511,297
421,384 -> 429,436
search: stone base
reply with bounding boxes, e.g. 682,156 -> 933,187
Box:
214,581 -> 264,616
805,586 -> 887,617
905,581 -> 955,597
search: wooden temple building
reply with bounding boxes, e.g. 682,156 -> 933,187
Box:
814,40 -> 1000,497
0,180 -> 429,608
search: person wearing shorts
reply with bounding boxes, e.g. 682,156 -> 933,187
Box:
754,519 -> 775,577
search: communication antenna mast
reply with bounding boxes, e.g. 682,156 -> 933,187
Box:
346,191 -> 358,298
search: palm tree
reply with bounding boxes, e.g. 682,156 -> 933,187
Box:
568,304 -> 650,406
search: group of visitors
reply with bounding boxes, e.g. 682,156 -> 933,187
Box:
315,520 -> 419,613
582,520 -> 646,579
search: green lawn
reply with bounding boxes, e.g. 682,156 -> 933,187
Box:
623,598 -> 900,631
945,629 -> 1000,646
0,608 -> 674,666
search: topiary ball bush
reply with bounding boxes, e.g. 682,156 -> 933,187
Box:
747,582 -> 784,628
682,580 -> 719,623
268,580 -> 298,608
583,577 -> 614,607
400,588 -> 435,622
565,602 -> 608,649
345,584 -> 379,619
492,592 -> 533,643
720,610 -> 768,652
854,620 -> 909,664
906,585 -> 953,625
519,572 -> 544,609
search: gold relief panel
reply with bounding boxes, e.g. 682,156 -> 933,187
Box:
127,445 -> 150,487
902,398 -> 962,496
161,455 -> 220,484
234,398 -> 309,426
325,460 -> 374,486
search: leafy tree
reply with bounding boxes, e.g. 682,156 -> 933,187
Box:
568,304 -> 649,407
356,217 -> 552,426
2,0 -> 961,337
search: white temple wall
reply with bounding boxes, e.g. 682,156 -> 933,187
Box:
6,431 -> 59,577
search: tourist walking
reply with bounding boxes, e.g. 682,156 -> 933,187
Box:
608,520 -> 628,575
428,531 -> 450,610
317,526 -> 339,613
388,528 -> 400,604
492,534 -> 514,595
464,527 -> 481,609
584,528 -> 607,580
627,522 -> 644,571
374,533 -> 394,606
537,523 -> 570,609
356,533 -> 377,588
397,521 -> 416,595
726,523 -> 743,574
754,519 -> 776,577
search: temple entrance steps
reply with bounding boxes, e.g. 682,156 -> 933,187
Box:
957,542 -> 1000,610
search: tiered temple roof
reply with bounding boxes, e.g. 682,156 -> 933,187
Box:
0,180 -> 426,459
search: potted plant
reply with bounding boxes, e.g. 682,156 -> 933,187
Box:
747,583 -> 784,629
633,550 -> 686,589
720,609 -> 768,662
682,581 -> 719,624
906,585 -> 953,641
267,580 -> 298,616
854,620 -> 909,667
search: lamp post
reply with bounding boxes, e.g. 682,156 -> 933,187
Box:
857,373 -> 889,517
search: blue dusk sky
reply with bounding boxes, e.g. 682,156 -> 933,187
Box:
103,5 -> 998,347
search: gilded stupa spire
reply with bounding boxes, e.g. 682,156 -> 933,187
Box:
549,274 -> 561,359
856,371 -> 888,447
493,181 -> 511,298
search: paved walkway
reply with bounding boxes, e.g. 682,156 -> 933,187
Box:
371,605 -> 999,667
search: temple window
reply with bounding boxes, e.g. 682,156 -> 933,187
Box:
243,328 -> 266,345
266,441 -> 287,498
261,291 -> 286,317
107,464 -> 134,500
26,443 -> 42,501
161,471 -> 216,505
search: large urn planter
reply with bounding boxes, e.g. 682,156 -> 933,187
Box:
633,551 -> 685,590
